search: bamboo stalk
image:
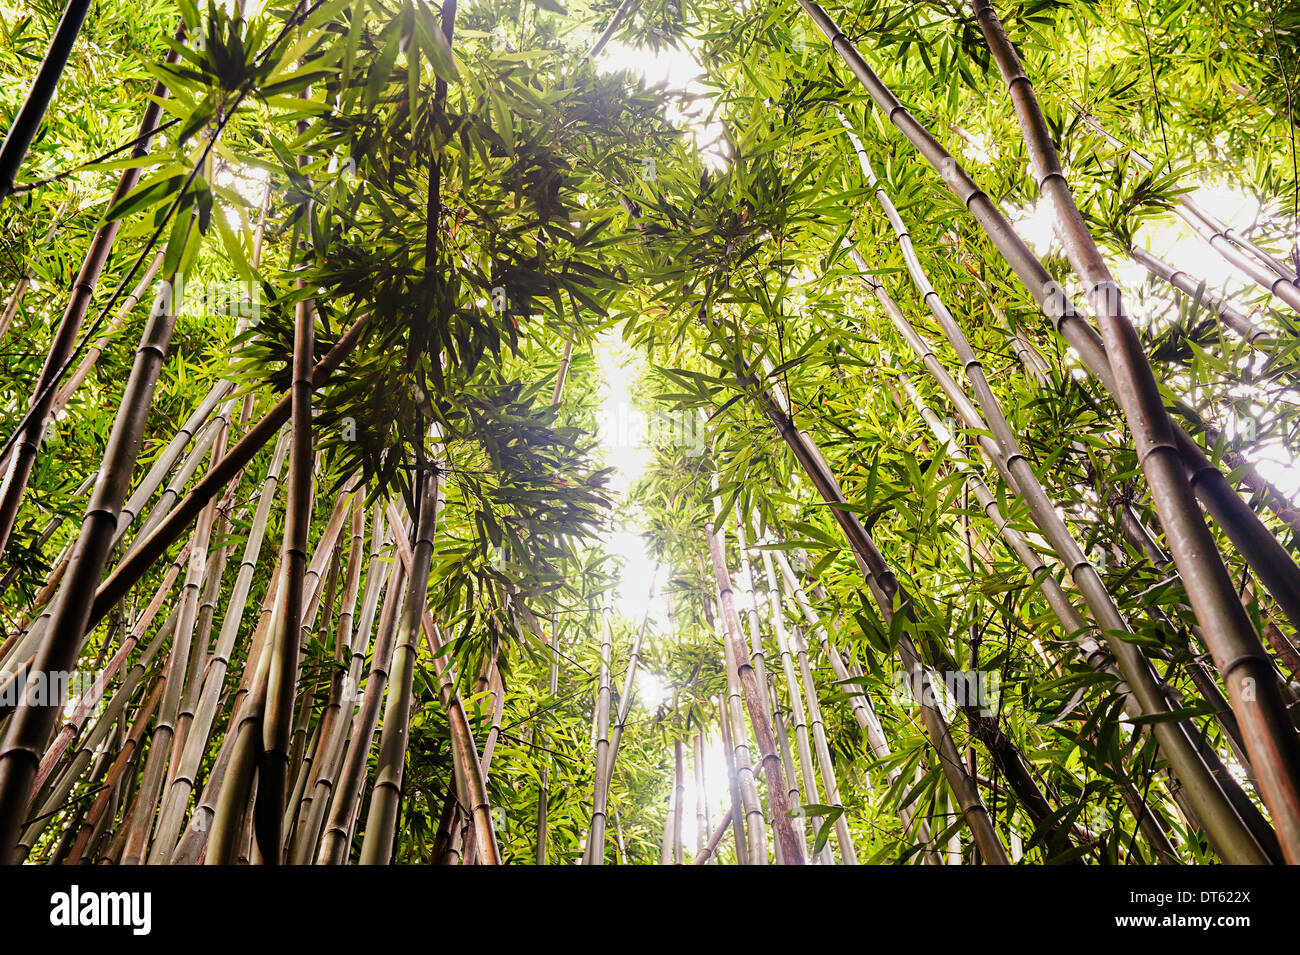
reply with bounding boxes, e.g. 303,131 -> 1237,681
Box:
800,1 -> 1300,646
315,557 -> 407,864
707,522 -> 806,864
716,694 -> 748,865
0,0 -> 94,200
358,473 -> 440,865
87,314 -> 370,635
383,498 -> 501,865
693,732 -> 710,862
287,500 -> 370,864
692,806 -> 734,865
961,0 -> 1300,862
64,679 -> 164,865
0,242 -> 193,863
148,430 -> 291,862
0,29 -> 181,556
119,428 -> 229,865
582,604 -> 615,864
843,151 -> 1277,863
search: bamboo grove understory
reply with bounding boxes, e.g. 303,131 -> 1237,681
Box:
0,0 -> 1298,865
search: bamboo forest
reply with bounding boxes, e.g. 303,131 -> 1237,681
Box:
1,0 -> 1300,875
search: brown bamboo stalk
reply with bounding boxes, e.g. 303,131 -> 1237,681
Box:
0,240 -> 194,863
0,37 -> 181,558
383,497 -> 501,865
716,694 -> 748,865
148,430 -> 291,862
286,499 -> 369,864
64,678 -> 164,864
358,473 -> 440,865
315,558 -> 407,864
707,522 -> 806,864
845,175 -> 1276,862
692,806 -> 734,865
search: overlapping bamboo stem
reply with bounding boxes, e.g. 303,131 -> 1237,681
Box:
119,428 -> 229,865
919,0 -> 1300,862
712,569 -> 768,865
384,497 -> 500,865
88,314 -> 370,635
769,697 -> 805,864
795,1 -> 1300,651
0,238 -> 194,863
748,362 -> 1007,862
290,506 -> 387,864
768,549 -> 940,862
171,556 -> 283,864
285,502 -> 363,852
756,547 -> 847,863
63,677 -> 164,865
844,157 -> 1277,862
358,472 -> 440,865
716,693 -> 748,865
1070,106 -> 1300,309
256,250 -> 318,863
535,617 -> 560,865
0,32 -> 182,558
148,431 -> 291,862
707,522 -> 807,864
582,573 -> 658,861
897,379 -> 1188,863
24,540 -> 187,789
314,557 -> 407,864
663,738 -> 684,864
582,603 -> 615,864
16,609 -> 174,860
1129,246 -> 1266,342
733,516 -> 775,723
